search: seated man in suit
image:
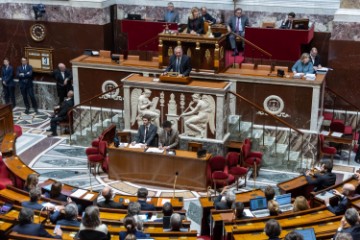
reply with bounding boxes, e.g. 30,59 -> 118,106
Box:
137,188 -> 156,210
158,120 -> 179,149
44,181 -> 68,202
334,208 -> 360,239
47,90 -> 75,137
232,202 -> 251,220
165,213 -> 188,232
325,183 -> 355,216
264,185 -> 275,201
132,115 -> 158,147
309,47 -> 322,71
12,208 -> 62,238
305,159 -> 336,191
50,203 -> 80,227
22,187 -> 44,211
162,46 -> 192,77
98,187 -> 124,209
214,186 -> 236,210
280,12 -> 296,29
127,202 -> 141,217
201,7 -> 216,25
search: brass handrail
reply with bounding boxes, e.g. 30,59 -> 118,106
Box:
229,31 -> 272,58
228,90 -> 303,135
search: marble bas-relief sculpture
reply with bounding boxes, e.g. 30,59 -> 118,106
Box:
131,88 -> 160,126
180,94 -> 215,138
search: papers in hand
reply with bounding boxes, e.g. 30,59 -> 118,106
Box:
129,143 -> 145,148
146,147 -> 164,153
70,189 -> 87,198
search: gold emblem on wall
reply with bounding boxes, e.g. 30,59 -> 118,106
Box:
187,48 -> 192,57
30,24 -> 46,42
168,47 -> 173,57
205,49 -> 211,64
220,46 -> 224,59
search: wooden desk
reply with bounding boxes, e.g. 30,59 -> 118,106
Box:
0,104 -> 14,143
112,195 -> 184,210
0,133 -> 16,156
277,175 -> 314,199
324,132 -> 353,163
108,144 -> 211,191
158,32 -> 227,73
2,155 -> 38,188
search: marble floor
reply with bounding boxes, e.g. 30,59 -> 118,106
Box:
11,107 -> 360,233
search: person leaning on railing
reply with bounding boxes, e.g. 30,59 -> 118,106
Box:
187,7 -> 204,35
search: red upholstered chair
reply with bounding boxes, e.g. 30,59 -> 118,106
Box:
226,152 -> 247,190
87,141 -> 107,175
318,134 -> 337,162
0,155 -> 13,188
207,156 -> 235,193
13,125 -> 22,138
330,120 -> 353,135
242,139 -> 262,180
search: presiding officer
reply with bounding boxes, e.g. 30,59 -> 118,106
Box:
162,46 -> 192,77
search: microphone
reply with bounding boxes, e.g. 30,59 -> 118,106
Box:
89,168 -> 93,193
173,172 -> 179,198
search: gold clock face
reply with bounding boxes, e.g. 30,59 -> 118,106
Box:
30,24 -> 46,42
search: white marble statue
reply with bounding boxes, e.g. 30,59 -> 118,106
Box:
180,94 -> 215,138
130,88 -> 160,126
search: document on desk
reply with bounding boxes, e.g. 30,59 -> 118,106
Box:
146,147 -> 164,153
70,189 -> 87,198
331,132 -> 343,137
129,143 -> 145,148
83,193 -> 95,200
320,130 -> 329,136
244,209 -> 254,217
119,142 -> 128,147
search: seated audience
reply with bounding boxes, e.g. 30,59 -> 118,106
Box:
158,120 -> 179,149
163,202 -> 173,217
284,231 -> 304,240
309,47 -> 322,70
293,196 -> 310,212
336,233 -> 354,240
163,46 -> 192,77
264,219 -> 282,240
280,12 -> 296,29
137,188 -> 156,210
232,202 -> 250,219
22,187 -> 43,211
119,216 -> 148,240
268,199 -> 281,216
98,187 -> 124,209
292,53 -> 314,75
305,159 -> 336,191
201,7 -> 216,25
187,7 -> 204,35
326,183 -> 355,215
334,208 -> 360,239
167,213 -> 187,232
50,203 -> 80,227
214,186 -> 236,210
12,208 -> 62,239
127,202 -> 141,217
44,181 -> 67,202
24,173 -> 39,192
78,206 -> 109,240
164,2 -> 179,23
264,185 -> 275,201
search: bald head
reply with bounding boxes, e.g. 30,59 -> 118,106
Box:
67,90 -> 74,98
343,183 -> 355,196
58,63 -> 66,71
102,187 -> 112,200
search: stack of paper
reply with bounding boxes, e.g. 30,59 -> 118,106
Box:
129,143 -> 144,148
70,189 -> 87,198
331,132 -> 343,137
146,148 -> 164,153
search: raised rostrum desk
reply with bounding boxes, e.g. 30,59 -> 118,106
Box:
277,175 -> 314,199
108,144 -> 211,191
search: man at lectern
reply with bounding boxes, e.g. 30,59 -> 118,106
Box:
162,46 -> 192,77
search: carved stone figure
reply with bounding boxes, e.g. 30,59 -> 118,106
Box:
180,94 -> 215,138
131,88 -> 160,126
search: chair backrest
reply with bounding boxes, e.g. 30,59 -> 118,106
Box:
117,131 -> 131,143
77,229 -> 110,240
274,66 -> 289,73
257,64 -> 271,71
101,124 -> 116,144
99,141 -> 108,156
242,141 -> 251,159
262,22 -> 276,28
241,63 -> 255,69
318,134 -> 325,152
209,156 -> 226,172
226,152 -> 239,167
188,142 -> 203,152
330,121 -> 345,133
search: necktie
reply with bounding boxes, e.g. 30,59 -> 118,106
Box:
23,66 -> 25,71
165,132 -> 169,146
144,126 -> 148,143
236,18 -> 240,33
176,58 -> 180,73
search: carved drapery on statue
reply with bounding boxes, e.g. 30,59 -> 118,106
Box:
131,88 -> 160,127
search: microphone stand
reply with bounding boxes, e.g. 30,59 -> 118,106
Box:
89,167 -> 93,193
173,172 -> 178,198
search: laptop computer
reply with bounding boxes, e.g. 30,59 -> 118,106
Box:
294,228 -> 316,240
250,197 -> 270,218
275,193 -> 293,212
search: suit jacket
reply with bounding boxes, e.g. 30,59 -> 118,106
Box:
119,230 -> 148,240
44,192 -> 68,202
138,199 -> 156,211
53,68 -> 72,88
280,20 -> 292,29
158,128 -> 179,149
311,55 -> 321,67
203,13 -> 216,24
328,196 -> 348,215
228,15 -> 250,33
56,97 -> 74,120
1,65 -> 14,87
165,55 -> 192,76
57,219 -> 80,227
135,124 -> 158,147
22,201 -> 44,211
187,17 -> 204,34
214,194 -> 232,210
164,10 -> 179,23
306,172 -> 337,191
16,64 -> 33,88
97,199 -> 124,209
334,224 -> 360,239
12,223 -> 61,239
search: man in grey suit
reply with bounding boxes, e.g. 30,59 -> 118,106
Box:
158,120 -> 179,149
227,8 -> 250,56
132,115 -> 158,147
